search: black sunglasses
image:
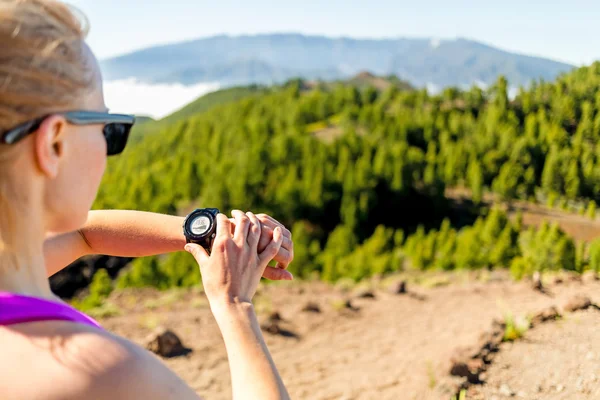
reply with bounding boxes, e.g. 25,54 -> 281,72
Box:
0,111 -> 136,156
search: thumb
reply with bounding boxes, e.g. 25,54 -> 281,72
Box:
184,243 -> 210,264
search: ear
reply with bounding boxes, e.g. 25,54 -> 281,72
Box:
34,115 -> 68,179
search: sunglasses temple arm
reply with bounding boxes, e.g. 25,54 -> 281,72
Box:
2,121 -> 39,144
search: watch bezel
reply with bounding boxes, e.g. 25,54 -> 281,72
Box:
183,208 -> 218,242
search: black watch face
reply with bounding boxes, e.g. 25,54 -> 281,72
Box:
190,215 -> 211,236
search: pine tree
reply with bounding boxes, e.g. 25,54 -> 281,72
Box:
541,147 -> 562,195
467,160 -> 484,204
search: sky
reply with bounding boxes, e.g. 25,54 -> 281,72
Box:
70,0 -> 599,65
67,0 -> 600,118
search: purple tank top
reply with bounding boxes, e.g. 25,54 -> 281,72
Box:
0,292 -> 103,329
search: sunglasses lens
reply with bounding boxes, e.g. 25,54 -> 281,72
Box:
103,123 -> 131,156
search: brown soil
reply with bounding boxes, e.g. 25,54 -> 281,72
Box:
445,187 -> 600,243
469,309 -> 600,399
98,273 -> 600,400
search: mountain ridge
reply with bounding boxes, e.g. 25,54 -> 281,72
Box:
100,33 -> 575,89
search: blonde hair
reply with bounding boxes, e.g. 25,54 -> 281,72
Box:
0,0 -> 93,131
0,0 -> 94,268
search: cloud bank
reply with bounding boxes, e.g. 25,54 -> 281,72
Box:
102,78 -> 221,119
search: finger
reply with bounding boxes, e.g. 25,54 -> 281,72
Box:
257,214 -> 291,239
216,213 -> 233,240
229,218 -> 236,235
257,225 -> 293,253
262,266 -> 294,281
273,247 -> 294,269
246,211 -> 261,251
258,226 -> 283,266
232,210 -> 251,243
184,243 -> 210,265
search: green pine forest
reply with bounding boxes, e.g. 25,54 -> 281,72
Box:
90,63 -> 600,293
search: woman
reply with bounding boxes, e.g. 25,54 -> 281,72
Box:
0,1 -> 293,399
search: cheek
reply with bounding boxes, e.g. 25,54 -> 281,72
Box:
80,130 -> 107,197
46,130 -> 106,232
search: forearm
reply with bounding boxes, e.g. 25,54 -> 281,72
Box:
81,210 -> 186,257
211,302 -> 290,400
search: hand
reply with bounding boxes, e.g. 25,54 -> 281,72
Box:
229,211 -> 294,281
185,212 -> 287,306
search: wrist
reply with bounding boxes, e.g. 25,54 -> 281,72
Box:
209,297 -> 256,323
175,216 -> 187,246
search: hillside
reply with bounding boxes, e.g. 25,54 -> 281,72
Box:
100,33 -> 574,89
160,84 -> 268,125
50,62 -> 600,299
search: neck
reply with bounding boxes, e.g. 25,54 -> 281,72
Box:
0,187 -> 56,301
0,245 -> 55,300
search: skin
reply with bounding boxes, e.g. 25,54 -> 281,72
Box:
0,43 -> 291,400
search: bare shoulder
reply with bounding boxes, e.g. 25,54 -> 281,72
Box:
0,321 -> 202,400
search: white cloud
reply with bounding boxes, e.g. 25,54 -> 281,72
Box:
102,78 -> 221,119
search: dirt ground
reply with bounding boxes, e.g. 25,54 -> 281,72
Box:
445,187 -> 600,243
470,308 -> 600,400
97,271 -> 600,400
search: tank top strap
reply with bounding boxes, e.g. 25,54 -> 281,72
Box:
0,292 -> 103,329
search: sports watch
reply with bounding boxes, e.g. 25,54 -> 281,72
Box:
182,208 -> 219,254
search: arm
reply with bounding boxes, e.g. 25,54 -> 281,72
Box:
211,302 -> 290,400
81,210 -> 187,257
44,210 -> 185,277
45,210 -> 294,279
184,211 -> 291,400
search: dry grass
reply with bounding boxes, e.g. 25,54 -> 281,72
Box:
86,302 -> 122,319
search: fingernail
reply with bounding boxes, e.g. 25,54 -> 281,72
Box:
184,244 -> 192,252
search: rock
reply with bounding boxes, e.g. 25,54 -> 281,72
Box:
448,347 -> 482,384
531,306 -> 560,326
146,328 -> 191,358
261,320 -> 282,335
532,271 -> 543,292
553,276 -> 564,285
260,320 -> 299,338
449,361 -> 479,383
499,383 -> 515,397
535,383 -> 543,393
563,295 -> 592,312
268,311 -> 283,322
467,358 -> 484,372
476,320 -> 505,358
556,384 -> 565,392
343,299 -> 359,311
50,255 -> 133,298
301,302 -> 321,313
356,289 -> 376,299
389,280 -> 407,294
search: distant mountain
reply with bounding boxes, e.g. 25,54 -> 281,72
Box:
101,33 -> 574,89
